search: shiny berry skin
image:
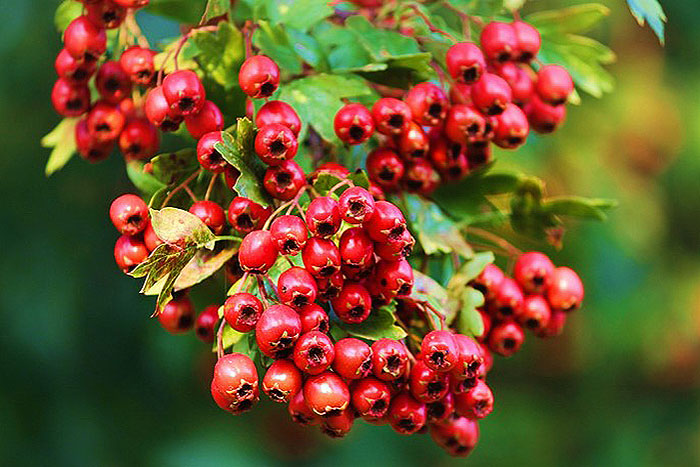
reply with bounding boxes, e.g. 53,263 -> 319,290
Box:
537,309 -> 567,337
316,271 -> 344,301
211,353 -> 259,413
488,320 -> 525,356
444,104 -> 486,144
375,259 -> 414,298
304,371 -> 351,417
293,331 -> 335,375
519,295 -> 552,332
338,187 -> 375,224
288,388 -> 321,426
405,82 -> 449,126
494,62 -> 535,106
224,165 -> 240,189
536,64 -> 574,106
297,304 -> 328,334
188,200 -> 226,235
366,148 -> 405,191
480,21 -> 518,62
254,123 -> 298,166
374,228 -> 415,262
227,196 -> 270,234
470,263 -> 505,301
332,282 -> 372,324
162,70 -> 206,116
263,160 -> 306,201
351,377 -> 391,419
223,292 -> 263,333
196,131 -> 229,173
491,277 -> 525,320
364,201 -> 406,243
454,379 -> 493,419
269,215 -> 308,255
371,97 -> 411,135
451,333 -> 484,380
118,118 -> 160,160
302,237 -> 341,278
144,86 -> 182,132
313,162 -> 351,179
278,267 -> 318,310
514,251 -> 555,294
87,101 -> 125,143
119,45 -> 156,85
547,266 -> 584,312
64,16 -> 106,62
526,95 -> 567,133
51,79 -> 90,117
114,235 -> 148,273
195,305 -> 219,342
262,359 -> 302,403
388,392 -> 426,435
493,103 -> 529,149
426,392 -> 454,424
333,338 -> 372,380
158,295 -> 195,334
403,159 -> 440,195
446,42 -> 486,84
110,193 -> 149,235
409,360 -> 450,403
75,118 -> 113,162
255,304 -> 302,358
397,124 -> 429,161
143,220 -> 163,251
95,60 -> 132,104
238,230 -> 279,274
421,330 -> 459,373
320,408 -> 355,438
334,103 -> 374,144
54,48 -> 95,85
371,339 -> 409,381
430,416 -> 479,457
450,82 -> 473,105
185,100 -> 224,139
339,227 -> 374,271
471,73 -> 512,116
255,100 -> 301,136
239,55 -> 279,98
512,21 -> 541,62
305,197 -> 341,238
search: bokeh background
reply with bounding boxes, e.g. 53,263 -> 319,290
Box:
1,0 -> 699,465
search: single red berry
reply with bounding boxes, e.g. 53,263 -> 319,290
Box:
227,196 -> 270,234
114,235 -> 148,273
224,292 -> 263,333
420,330 -> 459,373
371,338 -> 409,381
428,135 -> 464,172
95,60 -> 132,104
488,320 -> 525,356
196,131 -> 229,173
64,16 -> 106,63
305,197 -> 341,238
388,392 -> 426,435
512,21 -> 541,62
188,200 -> 226,235
195,305 -> 219,342
471,73 -> 512,116
446,42 -> 486,84
537,309 -> 567,337
118,118 -> 160,160
334,103 -> 374,144
162,70 -> 206,116
299,303 -> 329,333
426,392 -> 454,424
211,353 -> 259,414
366,148 -> 405,191
351,376 -> 391,419
526,95 -> 567,133
374,228 -> 415,261
470,263 -> 505,301
451,334 -> 484,380
255,123 -> 298,166
312,162 -> 351,179
158,295 -> 195,334
110,193 -> 149,235
87,101 -> 126,143
85,0 -> 126,28
262,359 -> 302,403
288,388 -> 321,426
514,251 -> 555,294
143,219 -> 163,251
119,45 -> 156,85
320,408 -> 355,438
51,79 -> 90,117
54,48 -> 96,85
112,0 -> 150,8
238,230 -> 279,273
402,159 -> 441,195
333,338 -> 372,380
490,277 -> 525,320
405,82 -> 449,126
444,104 -> 486,144
293,331 -> 335,375
144,86 -> 183,132
239,55 -> 280,98
479,341 -> 493,373
546,266 -> 584,312
493,103 -> 529,149
263,160 -> 306,201
364,200 -> 406,243
185,100 -> 224,139
338,187 -> 375,224
375,258 -> 414,299
302,237 -> 341,278
75,118 -> 113,162
430,416 -> 479,457
480,21 -> 518,62
255,100 -> 301,136
255,304 -> 302,358
224,165 -> 240,189
536,64 -> 574,106
519,295 -> 552,332
494,62 -> 535,106
269,214 -> 308,255
332,282 -> 372,324
316,271 -> 344,301
466,142 -> 493,169
409,359 -> 450,403
454,378 -> 493,419
371,97 -> 412,135
397,122 -> 430,160
304,371 -> 351,416
278,267 -> 318,310
339,227 -> 374,272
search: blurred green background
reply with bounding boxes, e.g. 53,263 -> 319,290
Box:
1,0 -> 699,465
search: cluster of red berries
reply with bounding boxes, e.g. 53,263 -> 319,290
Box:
471,252 -> 585,357
329,20 -> 572,196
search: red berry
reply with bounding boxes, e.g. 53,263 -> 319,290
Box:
112,0 -> 150,8
305,196 -> 341,238
375,258 -> 414,298
339,227 -> 374,272
526,95 -> 567,133
494,62 -> 535,105
263,160 -> 306,201
446,42 -> 486,84
451,333 -> 484,380
334,103 -> 374,144
491,277 -> 525,320
302,237 -> 341,278
158,295 -> 195,334
371,338 -> 409,381
269,214 -> 308,255
364,200 -> 406,243
255,100 -> 301,136
493,103 -> 529,149
238,230 -> 279,273
405,82 -> 449,126
114,234 -> 148,273
162,70 -> 206,116
227,196 -> 270,234
546,266 -> 584,311
519,295 -> 552,332
470,263 -> 505,301
430,416 -> 479,457
85,0 -> 126,28
366,148 -> 405,191
409,359 -> 450,403
118,118 -> 160,160
514,251 -> 555,294
320,408 -> 355,438
488,320 -> 525,356
224,165 -> 240,189
450,82 -> 473,105
537,309 -> 567,337
338,187 -> 375,224
388,392 -> 426,435
476,310 -> 492,342
143,219 -> 163,251
372,97 -> 412,135
262,359 -> 302,403
536,64 -> 574,106
480,21 -> 518,62
64,16 -> 106,62
512,21 -> 541,62
333,338 -> 372,380
316,271 -> 344,301
396,122 -> 429,160
293,331 -> 335,375
54,48 -> 96,85
185,100 -> 224,139
51,78 -> 90,117
239,55 -> 280,98
87,101 -> 126,143
288,388 -> 321,426
188,200 -> 226,235
278,267 -> 317,310
75,118 -> 113,162
471,73 -> 512,116
95,60 -> 131,104
196,131 -> 229,173
351,376 -> 391,419
402,159 -> 440,195
299,303 -> 330,333
110,193 -> 149,235
144,86 -> 183,132
454,379 -> 493,419
304,371 -> 351,416
426,392 -> 454,424
212,353 -> 259,414
224,292 -> 263,333
332,282 -> 372,324
420,330 -> 459,372
119,45 -> 156,85
195,305 -> 219,342
254,123 -> 298,166
374,228 -> 415,261
255,304 -> 302,358
444,104 -> 486,144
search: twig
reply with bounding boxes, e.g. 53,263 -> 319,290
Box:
262,186 -> 308,230
216,319 -> 226,359
161,169 -> 203,208
466,227 -> 522,257
204,173 -> 218,201
183,184 -> 198,202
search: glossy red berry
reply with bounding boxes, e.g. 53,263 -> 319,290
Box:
526,95 -> 567,133
375,259 -> 414,298
278,267 -> 318,310
114,235 -> 148,273
75,118 -> 113,162
454,379 -> 493,419
158,295 -> 195,334
227,196 -> 270,234
316,271 -> 344,301
293,331 -> 335,375
366,148 -> 405,191
426,392 -> 454,424
339,227 -> 374,271
185,100 -> 224,139
351,377 -> 391,419
269,214 -> 308,255
420,330 -> 459,372
480,21 -> 518,62
371,338 -> 409,381
162,70 -> 206,116
450,82 -> 473,105
263,160 -> 306,201
519,295 -> 552,332
118,118 -> 160,160
211,353 -> 259,414
64,16 -> 107,62
471,73 -> 512,116
371,97 -> 412,135
188,200 -> 226,235
338,187 -> 375,224
332,282 -> 372,324
512,21 -> 541,62
536,64 -> 574,106
196,131 -> 229,173
239,230 -> 278,273
409,359 -> 450,403
388,392 -> 426,435
119,45 -> 156,85
302,237 -> 341,278
397,122 -> 430,160
239,55 -> 280,98
430,416 -> 480,457
54,48 -> 96,85
374,228 -> 415,261
405,82 -> 449,126
224,292 -> 263,333
494,62 -> 535,106
87,101 -> 126,143
288,388 -> 321,426
86,0 -> 126,23
547,266 -> 584,311
255,304 -> 302,358
364,201 -> 406,243
143,220 -> 163,251
110,194 -> 149,235
262,359 -> 302,403
488,320 -> 525,356
195,305 -> 219,342
304,371 -> 351,417
305,196 -> 341,238
470,263 -> 505,301
444,104 -> 486,144
51,79 -> 90,117
333,338 -> 372,380
95,60 -> 131,104
255,100 -> 302,136
320,408 -> 355,438
446,42 -> 486,84
403,159 -> 440,195
491,277 -> 525,320
299,303 -> 329,333
334,103 -> 374,144
537,309 -> 567,337
451,333 -> 484,380
254,123 -> 298,166
493,103 -> 529,149
144,86 -> 182,132
514,251 -> 555,294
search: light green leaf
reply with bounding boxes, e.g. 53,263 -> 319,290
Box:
190,21 -> 245,89
126,161 -> 168,199
203,0 -> 230,20
253,21 -> 303,74
42,118 -> 78,176
541,196 -> 617,221
173,243 -> 238,291
525,4 -> 611,35
55,0 -> 82,33
150,207 -> 218,249
412,269 -> 460,325
265,0 -> 333,32
626,0 -> 666,45
455,287 -> 485,337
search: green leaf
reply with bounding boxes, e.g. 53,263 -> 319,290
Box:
286,28 -> 329,71
525,4 -> 611,35
173,242 -> 238,291
231,332 -> 259,360
339,304 -> 407,341
412,270 -> 460,325
455,287 -> 485,337
150,207 -> 218,249
253,21 -> 303,74
146,0 -> 207,24
448,251 -> 495,288
55,0 -> 83,33
150,149 -> 199,185
626,0 -> 666,45
444,0 -> 504,17
190,21 -> 245,89
221,325 -> 245,351
203,0 -> 230,20
312,170 -> 370,196
264,0 -> 333,32
540,196 -> 617,221
126,162 -> 168,199
42,118 -> 78,176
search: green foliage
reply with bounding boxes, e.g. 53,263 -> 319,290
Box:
312,170 -> 370,196
126,161 -> 168,198
54,0 -> 82,33
264,0 -> 334,32
42,118 -> 78,176
203,0 -> 230,20
190,22 -> 245,89
150,207 -> 217,249
626,0 -> 666,44
412,269 -> 460,325
339,303 -> 407,340
146,0 -> 207,24
446,252 -> 492,336
173,243 -> 237,291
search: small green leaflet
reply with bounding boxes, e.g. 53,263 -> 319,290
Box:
339,304 -> 407,340
448,251 -> 495,287
455,287 -> 485,337
150,207 -> 217,249
626,0 -> 666,45
525,4 -> 611,35
54,0 -> 82,33
411,269 -> 460,326
541,196 -> 617,221
313,170 -> 370,196
42,118 -> 78,176
149,150 -> 199,186
126,161 -> 168,198
446,253 -> 492,336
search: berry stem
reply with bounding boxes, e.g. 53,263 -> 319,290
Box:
406,4 -> 458,42
256,275 -> 270,308
262,185 -> 309,230
161,169 -> 203,208
466,227 -> 522,257
183,184 -> 198,202
204,172 -> 218,201
216,319 -> 226,359
327,178 -> 353,195
125,11 -> 150,48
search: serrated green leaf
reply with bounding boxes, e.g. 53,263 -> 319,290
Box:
126,161 -> 168,198
173,243 -> 238,291
253,21 -> 303,74
445,0 -> 504,17
190,21 -> 245,89
455,287 -> 485,337
203,0 -> 230,20
525,4 -> 610,35
150,149 -> 199,185
339,304 -> 407,340
540,196 -> 617,221
55,0 -> 82,33
265,0 -> 333,32
626,0 -> 666,45
42,118 -> 78,176
146,0 -> 207,24
150,207 -> 218,249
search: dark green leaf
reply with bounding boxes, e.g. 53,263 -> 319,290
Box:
190,21 -> 245,89
346,15 -> 420,60
146,0 -> 207,24
55,0 -> 82,33
541,196 -> 617,221
150,207 -> 218,249
444,0 -> 504,17
525,4 -> 611,35
626,0 -> 666,45
150,149 -> 199,185
339,304 -> 407,340
126,162 -> 168,199
42,118 -> 78,176
265,0 -> 333,32
402,194 -> 473,257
